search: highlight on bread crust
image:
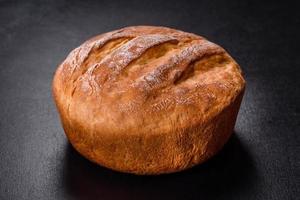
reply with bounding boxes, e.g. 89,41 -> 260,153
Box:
52,26 -> 245,175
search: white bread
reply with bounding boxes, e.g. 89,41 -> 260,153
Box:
52,26 -> 245,175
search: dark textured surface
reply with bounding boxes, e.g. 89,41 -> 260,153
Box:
0,0 -> 299,199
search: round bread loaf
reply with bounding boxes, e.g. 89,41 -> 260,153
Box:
52,26 -> 245,175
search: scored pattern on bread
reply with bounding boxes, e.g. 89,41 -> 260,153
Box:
62,29 -> 231,99
52,26 -> 245,175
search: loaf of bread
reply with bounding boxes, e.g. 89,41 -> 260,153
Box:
52,26 -> 245,175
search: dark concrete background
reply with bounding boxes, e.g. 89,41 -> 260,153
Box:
0,0 -> 299,199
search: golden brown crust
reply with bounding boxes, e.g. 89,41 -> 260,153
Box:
52,26 -> 245,175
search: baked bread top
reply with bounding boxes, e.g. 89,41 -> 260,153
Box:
53,25 -> 244,144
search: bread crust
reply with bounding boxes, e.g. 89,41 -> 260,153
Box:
52,26 -> 245,175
